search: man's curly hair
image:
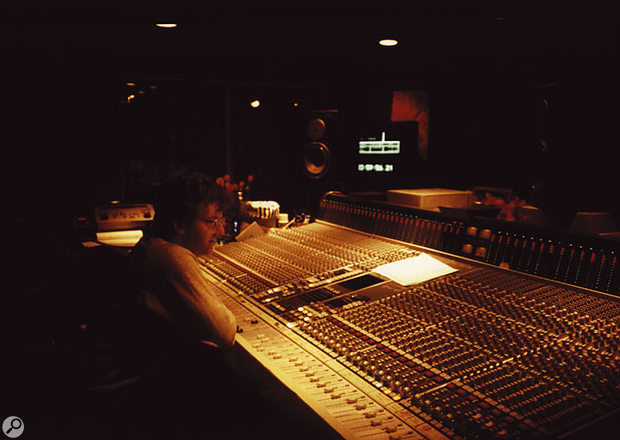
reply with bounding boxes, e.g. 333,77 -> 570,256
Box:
150,171 -> 230,239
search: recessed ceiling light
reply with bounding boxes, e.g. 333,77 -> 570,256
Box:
379,39 -> 398,47
250,100 -> 260,108
156,23 -> 178,29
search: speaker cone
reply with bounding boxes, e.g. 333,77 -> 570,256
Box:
302,142 -> 331,179
306,118 -> 327,141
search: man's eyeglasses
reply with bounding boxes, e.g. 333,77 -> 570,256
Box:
196,217 -> 227,227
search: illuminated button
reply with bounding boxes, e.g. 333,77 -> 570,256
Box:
479,229 -> 492,240
475,247 -> 487,258
462,244 -> 473,254
467,226 -> 478,237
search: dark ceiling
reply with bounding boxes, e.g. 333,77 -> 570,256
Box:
2,0 -> 618,224
3,0 -> 618,86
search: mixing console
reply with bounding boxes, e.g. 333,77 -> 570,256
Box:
200,216 -> 619,439
319,193 -> 620,295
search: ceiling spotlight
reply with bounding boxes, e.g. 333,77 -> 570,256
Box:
126,82 -> 136,86
379,38 -> 398,47
156,23 -> 178,29
250,100 -> 260,108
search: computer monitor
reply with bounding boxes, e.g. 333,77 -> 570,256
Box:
351,121 -> 418,190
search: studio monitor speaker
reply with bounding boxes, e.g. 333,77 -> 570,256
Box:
301,110 -> 338,180
302,142 -> 331,179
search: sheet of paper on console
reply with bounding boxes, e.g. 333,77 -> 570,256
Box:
372,253 -> 457,286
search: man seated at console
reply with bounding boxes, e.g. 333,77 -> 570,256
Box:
124,171 -> 245,438
129,170 -> 237,349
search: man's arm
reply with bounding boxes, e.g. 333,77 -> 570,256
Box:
146,239 -> 237,348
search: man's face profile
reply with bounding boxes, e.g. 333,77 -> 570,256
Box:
173,203 -> 224,257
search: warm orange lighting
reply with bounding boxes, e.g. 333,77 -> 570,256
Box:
391,90 -> 418,122
391,90 -> 430,161
138,90 -> 145,95
149,85 -> 158,90
127,94 -> 136,103
156,23 -> 178,28
126,82 -> 136,86
96,230 -> 144,247
250,100 -> 260,108
379,39 -> 398,47
293,102 -> 299,107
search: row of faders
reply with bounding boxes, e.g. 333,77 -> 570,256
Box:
294,267 -> 620,439
211,222 -> 419,302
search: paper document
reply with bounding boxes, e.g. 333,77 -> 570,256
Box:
95,230 -> 143,247
235,221 -> 265,242
372,253 -> 457,286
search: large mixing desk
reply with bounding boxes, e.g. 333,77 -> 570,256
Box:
199,193 -> 619,439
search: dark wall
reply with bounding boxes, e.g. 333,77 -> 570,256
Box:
119,81 -> 227,202
4,5 -> 619,229
4,30 -> 121,227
